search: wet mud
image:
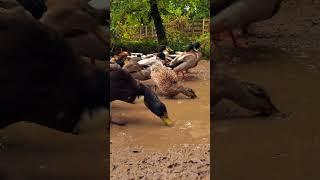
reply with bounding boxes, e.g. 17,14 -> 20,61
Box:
213,0 -> 320,179
0,109 -> 107,180
111,60 -> 210,179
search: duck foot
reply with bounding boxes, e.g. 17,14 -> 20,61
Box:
110,119 -> 127,126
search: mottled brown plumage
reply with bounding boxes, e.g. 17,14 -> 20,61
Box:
150,65 -> 197,99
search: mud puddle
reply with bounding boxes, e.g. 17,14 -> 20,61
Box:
111,61 -> 210,179
213,48 -> 320,180
0,109 -> 107,180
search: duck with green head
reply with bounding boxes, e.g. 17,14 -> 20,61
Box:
110,68 -> 173,126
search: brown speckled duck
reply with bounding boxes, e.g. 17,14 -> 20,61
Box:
150,64 -> 197,99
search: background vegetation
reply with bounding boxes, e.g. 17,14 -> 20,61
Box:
111,0 -> 210,58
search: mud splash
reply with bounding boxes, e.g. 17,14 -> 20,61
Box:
213,48 -> 320,179
0,109 -> 106,180
111,60 -> 210,179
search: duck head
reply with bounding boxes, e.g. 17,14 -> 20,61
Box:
140,84 -> 174,126
193,42 -> 201,51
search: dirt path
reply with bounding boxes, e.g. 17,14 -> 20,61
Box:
0,109 -> 106,180
213,0 -> 320,179
110,60 -> 210,179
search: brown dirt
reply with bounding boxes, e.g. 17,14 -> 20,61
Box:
215,0 -> 320,55
213,0 -> 320,179
0,109 -> 107,180
110,60 -> 210,179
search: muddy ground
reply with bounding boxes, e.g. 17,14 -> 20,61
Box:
110,60 -> 210,179
0,110 -> 107,180
214,0 -> 320,179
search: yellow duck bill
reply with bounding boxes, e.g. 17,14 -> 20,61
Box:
161,116 -> 174,126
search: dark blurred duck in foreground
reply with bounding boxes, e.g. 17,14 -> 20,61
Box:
211,0 -> 283,48
16,0 -> 46,19
110,68 -> 173,126
0,0 -> 107,134
40,0 -> 109,64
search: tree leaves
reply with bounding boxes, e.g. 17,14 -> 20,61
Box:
111,0 -> 209,40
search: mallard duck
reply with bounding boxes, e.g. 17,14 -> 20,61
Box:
138,52 -> 166,67
212,0 -> 283,48
110,51 -> 130,67
168,42 -> 202,78
110,68 -> 173,126
150,64 -> 197,99
158,45 -> 174,60
40,0 -> 109,63
0,1 -> 107,134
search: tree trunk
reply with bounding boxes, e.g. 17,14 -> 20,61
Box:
149,0 -> 167,45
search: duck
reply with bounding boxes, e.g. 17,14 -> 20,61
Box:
138,52 -> 167,67
150,64 -> 197,99
40,0 -> 109,64
0,0 -> 107,134
110,68 -> 173,126
110,61 -> 121,71
212,68 -> 283,116
168,42 -> 202,78
16,0 -> 47,19
211,0 -> 283,48
127,54 -> 143,63
110,51 -> 130,67
122,59 -> 151,81
158,45 -> 174,62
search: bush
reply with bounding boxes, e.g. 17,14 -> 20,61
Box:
195,32 -> 210,59
112,40 -> 159,54
112,32 -> 210,60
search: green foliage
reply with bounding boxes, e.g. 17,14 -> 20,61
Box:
113,40 -> 159,54
113,33 -> 210,59
111,0 -> 209,39
195,32 -> 210,59
111,0 -> 210,59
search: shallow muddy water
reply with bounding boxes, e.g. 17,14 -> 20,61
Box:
111,61 -> 210,152
0,109 -> 107,180
213,48 -> 320,180
110,61 -> 210,179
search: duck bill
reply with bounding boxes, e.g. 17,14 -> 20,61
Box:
124,59 -> 130,65
161,113 -> 173,126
